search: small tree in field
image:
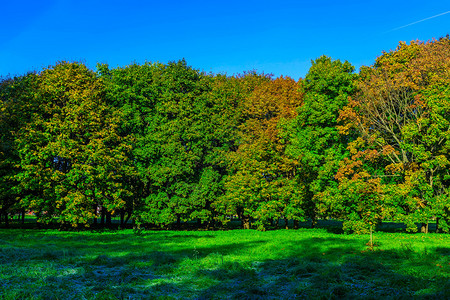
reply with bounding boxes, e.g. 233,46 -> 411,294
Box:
320,137 -> 389,242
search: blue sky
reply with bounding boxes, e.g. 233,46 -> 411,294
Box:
1,0 -> 449,79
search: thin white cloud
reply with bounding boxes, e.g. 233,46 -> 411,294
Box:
389,10 -> 450,32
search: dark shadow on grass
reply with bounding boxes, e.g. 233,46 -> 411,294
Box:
434,247 -> 450,257
0,238 -> 271,299
1,231 -> 449,299
195,241 -> 450,299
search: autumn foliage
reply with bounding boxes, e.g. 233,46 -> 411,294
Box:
0,37 -> 449,232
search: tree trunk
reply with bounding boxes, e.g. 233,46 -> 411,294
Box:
293,219 -> 299,229
100,206 -> 105,225
4,212 -> 9,228
242,216 -> 250,229
285,218 -> 289,230
106,210 -> 112,227
120,210 -> 125,226
93,205 -> 98,225
369,224 -> 374,249
436,217 -> 440,233
420,222 -> 429,234
207,218 -> 215,230
176,214 -> 181,228
21,209 -> 25,225
124,210 -> 132,225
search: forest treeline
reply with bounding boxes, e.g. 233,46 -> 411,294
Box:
1,37 -> 449,233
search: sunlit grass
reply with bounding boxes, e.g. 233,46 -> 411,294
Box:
0,228 -> 448,299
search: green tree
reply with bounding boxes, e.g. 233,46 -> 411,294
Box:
98,61 -> 161,226
0,73 -> 38,226
287,55 -> 357,227
102,60 -> 227,228
15,62 -> 133,227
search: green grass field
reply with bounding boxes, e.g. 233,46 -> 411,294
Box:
0,227 -> 448,299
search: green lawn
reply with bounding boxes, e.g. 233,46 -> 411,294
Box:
0,228 -> 448,299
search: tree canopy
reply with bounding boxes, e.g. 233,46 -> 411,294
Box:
1,37 -> 449,232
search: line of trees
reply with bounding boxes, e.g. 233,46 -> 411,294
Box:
1,37 -> 449,233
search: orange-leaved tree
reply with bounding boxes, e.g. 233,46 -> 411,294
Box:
338,37 -> 450,233
223,76 -> 303,230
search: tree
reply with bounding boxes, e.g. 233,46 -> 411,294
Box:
0,73 -> 38,226
338,37 -> 450,233
15,62 -> 133,227
98,61 -> 161,226
222,75 -> 303,229
321,136 -> 394,234
287,55 -> 357,227
102,60 -> 225,228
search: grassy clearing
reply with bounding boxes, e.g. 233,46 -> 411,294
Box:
0,228 -> 448,299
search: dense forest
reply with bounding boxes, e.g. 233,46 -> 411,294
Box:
1,37 -> 449,233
